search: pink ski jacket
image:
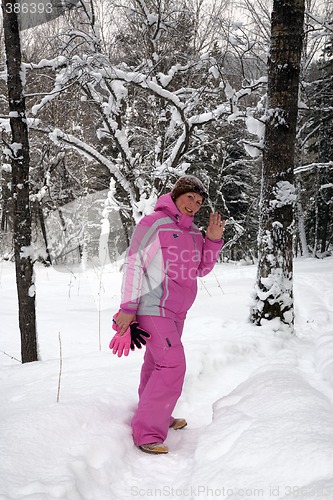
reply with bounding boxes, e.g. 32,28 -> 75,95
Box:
120,193 -> 223,319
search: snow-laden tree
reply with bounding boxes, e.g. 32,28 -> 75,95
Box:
187,120 -> 261,262
0,0 -> 264,265
297,23 -> 333,256
25,0 -> 268,226
250,0 -> 305,330
234,0 -> 330,260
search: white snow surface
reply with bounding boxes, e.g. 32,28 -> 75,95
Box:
1,257 -> 333,500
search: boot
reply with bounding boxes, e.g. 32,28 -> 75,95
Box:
138,442 -> 169,454
169,418 -> 187,430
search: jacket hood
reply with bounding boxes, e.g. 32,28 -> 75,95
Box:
154,193 -> 194,229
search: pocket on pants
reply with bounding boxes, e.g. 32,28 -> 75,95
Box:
157,344 -> 186,389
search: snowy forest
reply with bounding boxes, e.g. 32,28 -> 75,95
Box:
0,0 -> 332,362
0,0 -> 331,259
1,2 -> 333,497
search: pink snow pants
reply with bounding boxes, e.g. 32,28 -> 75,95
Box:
131,314 -> 186,446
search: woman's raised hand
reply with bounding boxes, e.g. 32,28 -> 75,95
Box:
205,212 -> 226,241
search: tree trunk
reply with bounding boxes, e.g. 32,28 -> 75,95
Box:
321,203 -> 330,254
250,0 -> 305,329
36,203 -> 52,265
312,168 -> 319,257
295,180 -> 309,257
2,1 -> 38,362
0,172 -> 11,232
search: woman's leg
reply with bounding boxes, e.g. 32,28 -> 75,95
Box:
131,315 -> 185,446
137,316 -> 185,398
138,348 -> 155,399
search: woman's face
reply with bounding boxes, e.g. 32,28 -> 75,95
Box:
175,192 -> 203,217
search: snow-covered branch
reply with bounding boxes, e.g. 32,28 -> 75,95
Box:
295,162 -> 333,175
29,123 -> 139,205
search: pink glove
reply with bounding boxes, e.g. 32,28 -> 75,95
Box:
109,314 -> 131,357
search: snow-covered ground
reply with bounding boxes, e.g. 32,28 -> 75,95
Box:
1,257 -> 333,500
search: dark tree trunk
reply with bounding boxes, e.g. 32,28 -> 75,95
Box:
250,0 -> 305,329
2,1 -> 38,362
0,172 -> 11,232
321,203 -> 330,254
36,203 -> 52,265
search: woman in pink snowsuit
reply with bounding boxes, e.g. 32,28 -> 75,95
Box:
115,175 -> 225,454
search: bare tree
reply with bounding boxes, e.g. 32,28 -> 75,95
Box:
250,0 -> 305,329
1,1 -> 38,361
